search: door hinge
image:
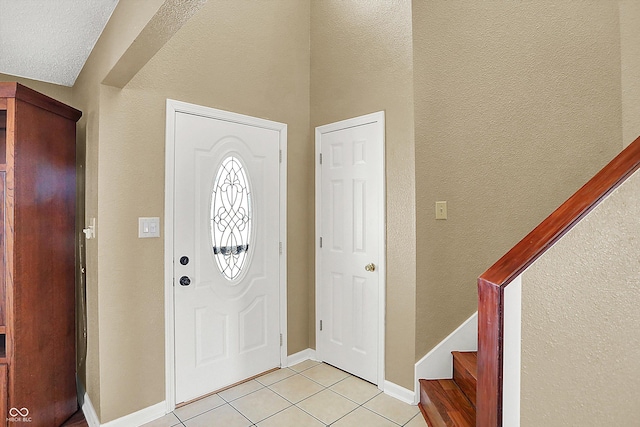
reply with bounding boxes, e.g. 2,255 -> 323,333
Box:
279,242 -> 283,254
279,150 -> 283,163
280,333 -> 283,346
320,320 -> 323,331
319,237 -> 323,248
319,153 -> 323,164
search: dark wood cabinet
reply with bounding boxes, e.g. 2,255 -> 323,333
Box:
0,83 -> 81,427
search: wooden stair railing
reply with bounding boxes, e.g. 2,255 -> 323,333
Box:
477,136 -> 640,427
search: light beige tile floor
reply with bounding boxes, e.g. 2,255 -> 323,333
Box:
141,361 -> 425,427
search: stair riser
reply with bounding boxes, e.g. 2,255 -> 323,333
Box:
453,352 -> 477,408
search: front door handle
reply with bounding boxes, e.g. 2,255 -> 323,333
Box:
179,276 -> 191,286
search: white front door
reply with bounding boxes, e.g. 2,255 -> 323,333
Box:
315,112 -> 385,385
170,104 -> 286,404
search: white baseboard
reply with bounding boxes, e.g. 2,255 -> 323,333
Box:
76,378 -> 100,427
101,401 -> 167,427
286,348 -> 317,367
414,312 -> 478,401
384,380 -> 416,405
76,377 -> 167,427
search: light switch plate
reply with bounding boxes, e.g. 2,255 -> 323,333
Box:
138,217 -> 160,238
435,201 -> 448,220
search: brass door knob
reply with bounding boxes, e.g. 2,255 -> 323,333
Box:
365,263 -> 376,272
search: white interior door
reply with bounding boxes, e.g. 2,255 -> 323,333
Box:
171,106 -> 285,404
316,112 -> 385,385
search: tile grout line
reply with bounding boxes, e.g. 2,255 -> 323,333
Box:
403,413 -> 423,426
273,374 -> 386,427
262,371 -> 330,426
163,362 -> 418,427
227,402 -> 255,427
254,366 -> 349,426
264,366 -> 381,426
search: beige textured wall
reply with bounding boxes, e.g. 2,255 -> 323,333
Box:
82,1 -> 311,422
310,1 -> 416,389
72,1 -> 166,419
521,169 -> 640,426
620,1 -> 640,147
412,1 -> 623,358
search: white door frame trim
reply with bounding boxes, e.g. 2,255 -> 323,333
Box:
164,99 -> 288,411
314,111 -> 386,389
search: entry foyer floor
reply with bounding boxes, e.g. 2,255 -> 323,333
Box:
142,360 -> 424,427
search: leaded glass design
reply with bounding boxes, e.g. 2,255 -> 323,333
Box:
210,156 -> 252,280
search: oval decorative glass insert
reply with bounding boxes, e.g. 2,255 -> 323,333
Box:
210,156 -> 252,280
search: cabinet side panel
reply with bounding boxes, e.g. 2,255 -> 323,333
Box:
0,171 -> 4,327
12,98 -> 76,427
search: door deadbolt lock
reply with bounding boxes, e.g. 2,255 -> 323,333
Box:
180,256 -> 189,265
365,263 -> 376,272
179,276 -> 191,286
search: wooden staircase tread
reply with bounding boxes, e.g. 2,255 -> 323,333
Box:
419,379 -> 475,427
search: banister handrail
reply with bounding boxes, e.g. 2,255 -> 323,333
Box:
476,136 -> 640,427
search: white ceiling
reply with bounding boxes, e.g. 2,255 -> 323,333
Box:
0,0 -> 119,87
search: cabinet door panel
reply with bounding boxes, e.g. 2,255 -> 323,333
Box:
0,364 -> 6,427
0,109 -> 6,163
